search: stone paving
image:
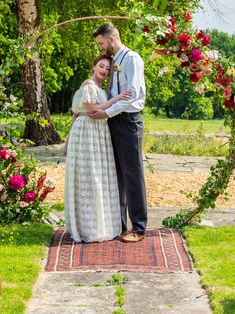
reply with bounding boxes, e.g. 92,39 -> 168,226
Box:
24,144 -> 235,314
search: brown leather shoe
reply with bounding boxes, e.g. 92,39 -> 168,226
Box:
121,232 -> 145,243
120,230 -> 129,236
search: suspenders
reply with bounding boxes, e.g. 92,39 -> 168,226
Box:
116,49 -> 130,94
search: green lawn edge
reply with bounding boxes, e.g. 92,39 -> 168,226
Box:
183,225 -> 235,314
0,223 -> 53,314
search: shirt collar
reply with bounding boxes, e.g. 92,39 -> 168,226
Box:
113,45 -> 126,62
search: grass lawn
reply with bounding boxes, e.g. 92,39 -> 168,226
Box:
0,223 -> 53,314
183,226 -> 235,314
0,115 -> 229,156
145,118 -> 228,134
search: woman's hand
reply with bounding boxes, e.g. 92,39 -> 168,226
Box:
85,102 -> 96,112
115,90 -> 132,101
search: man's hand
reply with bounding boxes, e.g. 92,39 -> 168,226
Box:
89,109 -> 108,120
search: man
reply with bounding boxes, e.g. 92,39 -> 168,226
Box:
90,22 -> 147,243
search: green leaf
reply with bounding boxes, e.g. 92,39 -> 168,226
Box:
160,0 -> 168,13
153,0 -> 160,8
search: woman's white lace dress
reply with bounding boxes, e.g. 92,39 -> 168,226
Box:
64,83 -> 121,242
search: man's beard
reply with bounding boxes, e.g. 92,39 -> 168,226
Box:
105,43 -> 114,56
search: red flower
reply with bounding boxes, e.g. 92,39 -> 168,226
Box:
181,45 -> 190,51
179,34 -> 191,45
166,25 -> 176,38
180,61 -> 190,67
196,30 -> 204,40
225,99 -> 234,108
36,173 -> 47,191
155,49 -> 169,55
142,26 -> 150,33
8,174 -> 26,190
0,150 -> 10,160
190,72 -> 203,83
202,34 -> 211,46
224,76 -> 233,85
184,12 -> 191,22
216,64 -> 226,75
189,49 -> 202,63
215,76 -> 224,85
156,38 -> 168,45
169,17 -> 177,25
25,191 -> 36,203
39,187 -> 55,202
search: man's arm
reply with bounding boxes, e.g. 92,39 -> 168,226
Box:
104,55 -> 145,118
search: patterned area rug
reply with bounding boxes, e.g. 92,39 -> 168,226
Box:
45,228 -> 192,273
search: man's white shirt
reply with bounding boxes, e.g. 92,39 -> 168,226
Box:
105,45 -> 146,118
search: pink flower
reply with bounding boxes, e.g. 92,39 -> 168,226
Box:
189,63 -> 200,72
184,12 -> 191,22
190,72 -> 203,83
189,49 -> 202,63
224,88 -> 232,99
169,17 -> 177,25
25,191 -> 36,203
195,84 -> 205,94
1,192 -> 8,202
179,34 -> 191,45
202,34 -> 211,46
8,174 -> 26,190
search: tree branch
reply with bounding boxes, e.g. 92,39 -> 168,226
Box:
26,15 -> 132,47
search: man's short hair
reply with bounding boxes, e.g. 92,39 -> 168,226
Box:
92,22 -> 120,38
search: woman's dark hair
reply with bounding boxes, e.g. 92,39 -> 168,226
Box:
92,22 -> 119,38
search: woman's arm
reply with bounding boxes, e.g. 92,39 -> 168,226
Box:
85,91 -> 131,111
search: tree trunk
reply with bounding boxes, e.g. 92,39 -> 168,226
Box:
17,0 -> 61,145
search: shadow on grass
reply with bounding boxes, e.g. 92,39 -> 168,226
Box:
219,298 -> 235,314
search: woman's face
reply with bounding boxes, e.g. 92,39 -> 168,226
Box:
93,58 -> 110,81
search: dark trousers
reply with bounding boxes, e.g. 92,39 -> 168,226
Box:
108,112 -> 147,235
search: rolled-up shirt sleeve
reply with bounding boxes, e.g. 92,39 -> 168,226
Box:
105,55 -> 145,118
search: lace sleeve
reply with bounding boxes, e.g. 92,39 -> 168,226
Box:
71,84 -> 99,114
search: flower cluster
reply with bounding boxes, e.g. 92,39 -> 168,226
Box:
0,148 -> 55,224
143,11 -> 235,110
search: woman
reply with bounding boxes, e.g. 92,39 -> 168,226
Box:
64,55 -> 130,243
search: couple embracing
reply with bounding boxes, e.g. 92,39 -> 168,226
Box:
64,22 -> 147,243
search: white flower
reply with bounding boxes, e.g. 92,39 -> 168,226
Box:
3,103 -> 10,110
0,184 -> 4,192
180,54 -> 189,62
16,208 -> 21,213
16,195 -> 21,201
31,210 -> 36,215
158,67 -> 169,76
205,50 -> 219,62
10,95 -> 17,102
45,177 -> 56,187
195,84 -> 205,94
19,201 -> 28,208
